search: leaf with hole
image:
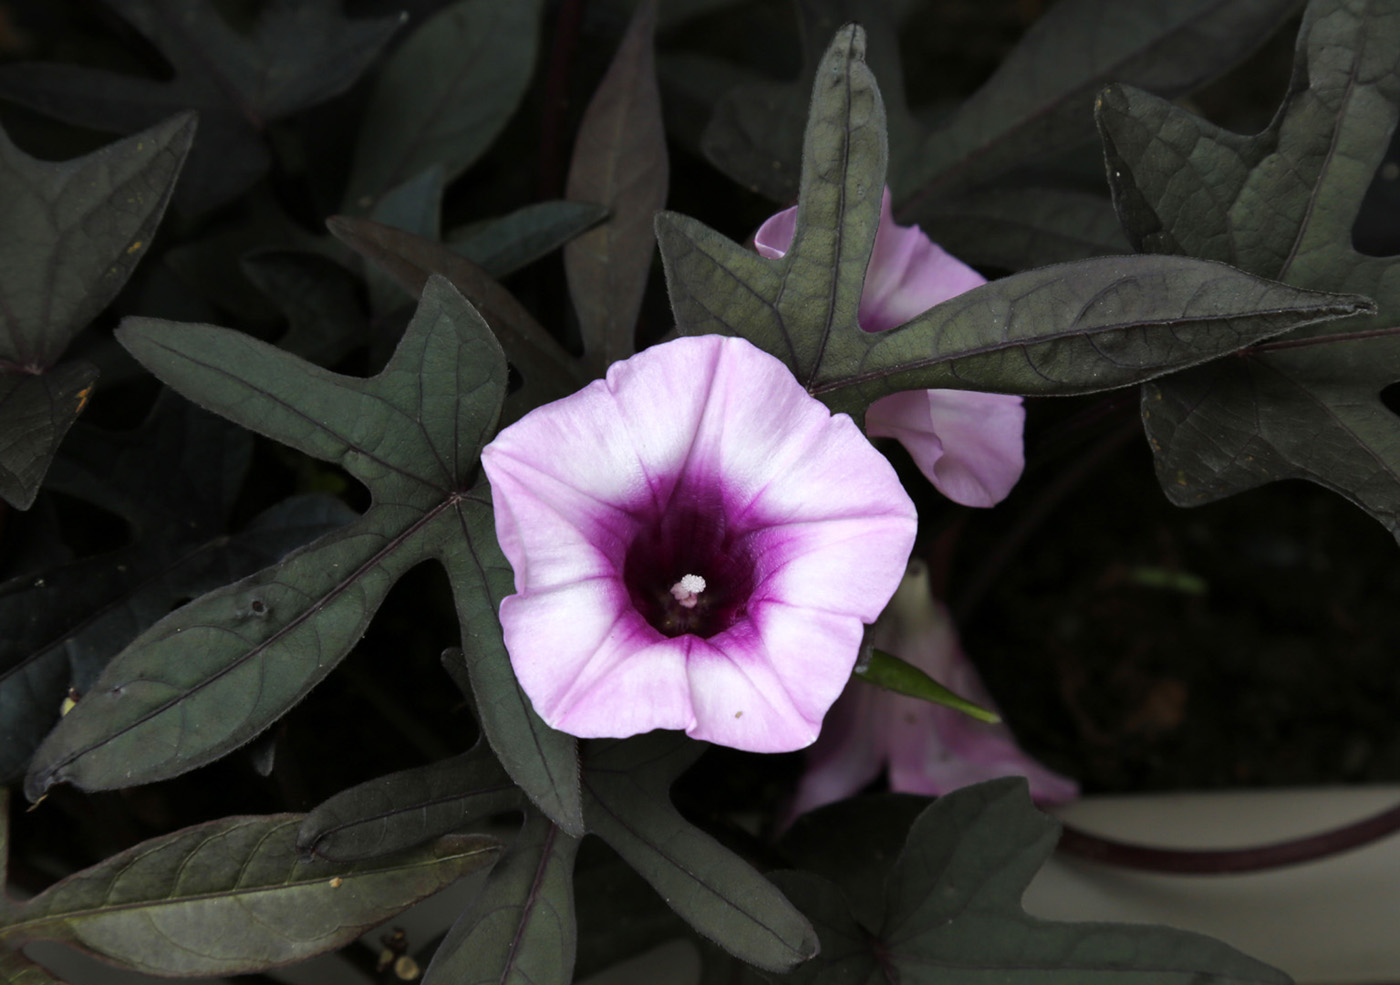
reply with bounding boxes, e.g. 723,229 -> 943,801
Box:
0,394 -> 353,782
24,277 -> 584,837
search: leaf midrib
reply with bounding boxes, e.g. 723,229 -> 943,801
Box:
811,300 -> 1363,396
582,772 -> 809,963
802,29 -> 858,393
2,843 -> 486,941
497,822 -> 561,984
900,0 -> 1258,211
305,780 -> 519,858
1276,0 -> 1370,282
36,495 -> 459,782
138,332 -> 450,500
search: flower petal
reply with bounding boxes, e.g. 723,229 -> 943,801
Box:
753,205 -> 797,260
749,515 -> 918,622
752,190 -> 986,334
753,191 -> 1023,508
789,563 -> 1078,819
876,587 -> 1078,805
784,681 -> 885,820
484,450 -> 635,591
672,337 -> 900,515
858,190 -> 986,333
885,697 -> 1080,805
483,335 -> 918,749
866,389 -> 1026,508
684,634 -> 816,752
499,582 -> 695,736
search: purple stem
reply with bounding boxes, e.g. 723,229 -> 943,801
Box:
1057,798 -> 1400,873
1251,324 -> 1400,353
538,0 -> 587,200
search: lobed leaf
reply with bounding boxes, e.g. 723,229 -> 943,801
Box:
898,0 -> 1302,213
367,165 -> 447,317
0,814 -> 499,977
696,0 -> 1298,208
807,255 -> 1373,418
582,733 -> 818,973
776,793 -> 932,927
1097,0 -> 1400,538
0,112 -> 194,371
0,480 -> 352,782
444,529 -> 585,838
24,278 -> 584,836
0,0 -> 399,211
424,813 -> 579,985
0,112 -> 192,508
0,366 -> 98,513
563,0 -> 669,372
330,216 -> 586,420
572,841 -> 692,980
771,779 -> 1292,985
658,27 -> 1372,421
241,249 -> 370,367
700,0 -> 918,202
345,0 -> 544,210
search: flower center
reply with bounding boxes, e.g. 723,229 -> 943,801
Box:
669,574 -> 707,608
622,489 -> 755,639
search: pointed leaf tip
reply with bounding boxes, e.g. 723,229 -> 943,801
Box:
27,281 -> 513,798
3,816 -> 501,976
775,779 -> 1290,984
581,734 -> 815,971
1097,0 -> 1400,539
564,0 -> 668,372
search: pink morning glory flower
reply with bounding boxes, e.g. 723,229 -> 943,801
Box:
788,561 -> 1079,819
480,334 -> 918,753
755,190 -> 1025,508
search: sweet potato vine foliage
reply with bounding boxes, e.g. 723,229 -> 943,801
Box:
0,0 -> 1395,982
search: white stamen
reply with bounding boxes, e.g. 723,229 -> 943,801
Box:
669,573 -> 707,609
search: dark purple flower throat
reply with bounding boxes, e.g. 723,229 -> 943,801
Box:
622,482 -> 756,639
